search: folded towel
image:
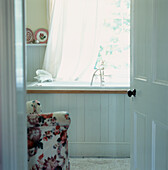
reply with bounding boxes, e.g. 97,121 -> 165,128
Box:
34,69 -> 53,83
36,69 -> 52,76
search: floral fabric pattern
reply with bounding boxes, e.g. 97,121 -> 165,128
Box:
27,101 -> 71,170
26,100 -> 42,114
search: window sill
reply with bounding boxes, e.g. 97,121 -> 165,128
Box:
26,82 -> 129,94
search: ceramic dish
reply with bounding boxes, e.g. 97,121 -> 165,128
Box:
26,28 -> 34,43
34,28 -> 48,44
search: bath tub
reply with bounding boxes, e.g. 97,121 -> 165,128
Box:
27,81 -> 130,91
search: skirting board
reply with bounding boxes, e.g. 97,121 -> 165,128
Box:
69,142 -> 130,158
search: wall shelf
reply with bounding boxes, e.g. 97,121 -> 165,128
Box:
26,43 -> 47,47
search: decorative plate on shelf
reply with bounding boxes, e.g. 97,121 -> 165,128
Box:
26,28 -> 34,43
34,28 -> 48,44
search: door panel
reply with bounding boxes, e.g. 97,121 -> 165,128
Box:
133,112 -> 147,170
152,0 -> 168,85
133,0 -> 150,81
152,121 -> 168,170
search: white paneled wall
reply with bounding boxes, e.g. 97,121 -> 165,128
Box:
26,93 -> 131,158
26,46 -> 131,157
26,45 -> 46,82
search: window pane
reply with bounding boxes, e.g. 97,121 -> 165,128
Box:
94,0 -> 130,86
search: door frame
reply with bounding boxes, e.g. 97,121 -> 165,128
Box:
0,0 -> 27,169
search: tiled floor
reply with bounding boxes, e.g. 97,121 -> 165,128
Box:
70,158 -> 130,170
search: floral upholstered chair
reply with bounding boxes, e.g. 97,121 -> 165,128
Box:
27,100 -> 71,170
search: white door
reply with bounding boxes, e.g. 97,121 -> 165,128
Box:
130,0 -> 168,170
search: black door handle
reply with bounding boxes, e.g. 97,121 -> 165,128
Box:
127,89 -> 136,97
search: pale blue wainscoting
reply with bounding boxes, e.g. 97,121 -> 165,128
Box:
26,45 -> 46,82
26,93 -> 130,158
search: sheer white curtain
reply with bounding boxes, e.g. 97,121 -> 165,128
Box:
46,0 -> 54,25
43,0 -> 67,78
43,0 -> 98,81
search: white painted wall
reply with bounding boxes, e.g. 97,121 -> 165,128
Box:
26,0 -> 48,32
26,93 -> 131,158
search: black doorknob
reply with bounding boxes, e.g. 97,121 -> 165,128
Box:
127,89 -> 136,97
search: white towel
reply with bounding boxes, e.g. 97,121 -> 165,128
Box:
34,69 -> 53,83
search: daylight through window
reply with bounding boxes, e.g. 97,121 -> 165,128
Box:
42,0 -> 130,87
